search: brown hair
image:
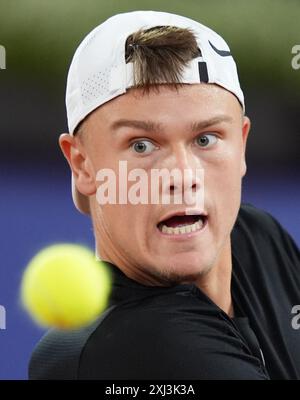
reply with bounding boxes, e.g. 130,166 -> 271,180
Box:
125,25 -> 200,90
74,25 -> 199,135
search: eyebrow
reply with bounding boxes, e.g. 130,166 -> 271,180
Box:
110,115 -> 233,134
190,115 -> 233,131
111,119 -> 163,133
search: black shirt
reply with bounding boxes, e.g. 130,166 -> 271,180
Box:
29,204 -> 300,380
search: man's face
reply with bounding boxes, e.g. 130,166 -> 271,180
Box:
64,84 -> 250,284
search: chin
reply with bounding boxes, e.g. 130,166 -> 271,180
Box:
155,253 -> 213,284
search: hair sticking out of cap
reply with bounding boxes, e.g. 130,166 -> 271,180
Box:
125,26 -> 201,90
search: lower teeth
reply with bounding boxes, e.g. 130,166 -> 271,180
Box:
160,219 -> 203,235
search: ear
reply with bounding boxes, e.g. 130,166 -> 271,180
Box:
59,133 -> 96,196
240,116 -> 251,177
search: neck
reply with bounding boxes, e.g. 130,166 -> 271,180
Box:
195,238 -> 234,317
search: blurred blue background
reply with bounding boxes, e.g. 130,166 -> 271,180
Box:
0,0 -> 299,379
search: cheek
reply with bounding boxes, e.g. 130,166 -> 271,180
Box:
209,140 -> 244,180
205,145 -> 243,217
205,153 -> 241,183
102,203 -> 149,239
105,204 -> 131,230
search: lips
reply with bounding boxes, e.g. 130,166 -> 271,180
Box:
157,210 -> 207,235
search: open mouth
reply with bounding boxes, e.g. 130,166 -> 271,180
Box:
157,214 -> 207,235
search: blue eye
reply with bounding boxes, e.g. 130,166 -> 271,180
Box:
196,133 -> 218,148
131,140 -> 157,154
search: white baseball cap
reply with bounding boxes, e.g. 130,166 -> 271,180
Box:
66,10 -> 245,214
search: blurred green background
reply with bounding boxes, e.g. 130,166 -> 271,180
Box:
1,0 -> 300,87
0,0 -> 299,165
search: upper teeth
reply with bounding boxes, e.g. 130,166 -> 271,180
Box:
160,219 -> 203,235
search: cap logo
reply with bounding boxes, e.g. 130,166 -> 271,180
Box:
209,40 -> 232,57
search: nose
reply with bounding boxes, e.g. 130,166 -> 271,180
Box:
160,145 -> 204,207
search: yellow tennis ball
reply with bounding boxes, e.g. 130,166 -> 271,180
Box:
21,244 -> 111,330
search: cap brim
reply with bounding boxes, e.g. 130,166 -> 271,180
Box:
71,174 -> 90,214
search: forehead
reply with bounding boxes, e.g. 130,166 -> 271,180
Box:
85,83 -> 242,130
